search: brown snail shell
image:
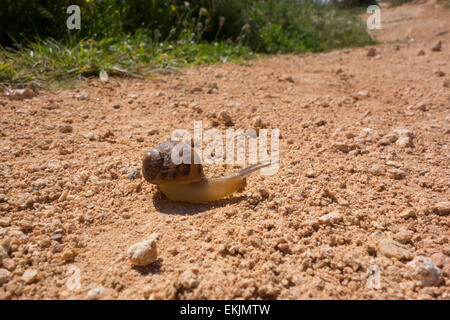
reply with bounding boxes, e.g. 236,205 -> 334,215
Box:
142,140 -> 204,185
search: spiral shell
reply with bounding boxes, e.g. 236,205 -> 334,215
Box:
142,140 -> 204,185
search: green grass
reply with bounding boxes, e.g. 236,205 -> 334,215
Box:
437,0 -> 450,8
0,35 -> 254,87
387,0 -> 414,6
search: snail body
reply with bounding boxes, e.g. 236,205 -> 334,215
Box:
142,140 -> 271,203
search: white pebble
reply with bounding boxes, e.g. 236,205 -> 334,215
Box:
396,136 -> 413,148
407,256 -> 443,287
22,269 -> 38,284
127,234 -> 159,267
319,210 -> 343,225
0,268 -> 10,285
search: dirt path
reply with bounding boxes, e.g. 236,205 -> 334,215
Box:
0,1 -> 449,299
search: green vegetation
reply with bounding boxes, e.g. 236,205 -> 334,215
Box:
0,35 -> 253,87
437,0 -> 450,8
331,0 -> 377,8
0,0 -> 376,87
387,0 -> 414,6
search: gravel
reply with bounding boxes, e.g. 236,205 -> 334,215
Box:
0,3 -> 448,299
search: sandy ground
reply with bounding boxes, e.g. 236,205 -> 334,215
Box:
0,1 -> 449,300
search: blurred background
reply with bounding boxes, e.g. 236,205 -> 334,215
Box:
1,0 -> 384,86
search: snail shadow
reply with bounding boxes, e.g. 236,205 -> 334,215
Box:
133,260 -> 162,276
151,190 -> 247,215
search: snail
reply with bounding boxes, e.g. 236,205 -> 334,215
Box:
142,140 -> 273,203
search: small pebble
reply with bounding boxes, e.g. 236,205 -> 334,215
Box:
396,136 -> 413,148
127,234 -> 159,267
357,90 -> 369,98
398,208 -> 416,219
431,40 -> 441,52
0,246 -> 8,264
378,133 -> 398,146
226,102 -> 241,108
59,125 -> 73,133
0,218 -> 11,227
51,234 -> 63,241
319,210 -> 343,225
369,164 -> 385,176
387,168 -> 406,180
0,268 -> 10,285
190,87 -> 203,93
367,48 -> 377,57
302,121 -> 313,128
392,128 -> 414,138
253,117 -> 267,128
259,188 -> 269,199
433,201 -> 450,216
207,82 -> 219,90
407,256 -> 443,287
304,169 -> 317,178
219,111 -> 234,127
281,75 -> 294,83
62,248 -> 77,262
192,105 -> 203,113
1,240 -> 11,255
332,142 -> 359,153
82,132 -> 95,140
87,286 -> 105,300
128,169 -> 141,180
377,238 -> 413,260
395,228 -> 414,244
386,160 -> 402,167
76,92 -> 89,100
20,221 -> 34,232
59,190 -> 69,202
22,269 -> 38,284
2,258 -> 15,271
314,119 -> 326,127
430,252 -> 449,268
413,102 -> 427,111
